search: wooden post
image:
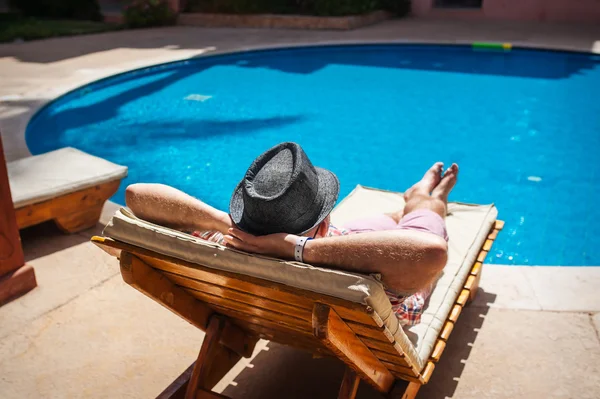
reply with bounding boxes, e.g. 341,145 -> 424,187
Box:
0,134 -> 36,305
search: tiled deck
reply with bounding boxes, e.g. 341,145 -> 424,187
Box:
1,18 -> 600,398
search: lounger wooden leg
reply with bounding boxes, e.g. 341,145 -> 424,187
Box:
186,315 -> 238,399
386,380 -> 421,399
54,204 -> 103,233
401,382 -> 421,399
156,363 -> 195,399
338,367 -> 361,399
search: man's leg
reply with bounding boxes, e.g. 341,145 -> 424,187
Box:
398,163 -> 458,219
388,164 -> 458,242
343,163 -> 458,241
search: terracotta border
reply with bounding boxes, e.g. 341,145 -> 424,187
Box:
178,10 -> 391,30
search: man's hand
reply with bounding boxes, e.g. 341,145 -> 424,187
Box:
224,228 -> 298,260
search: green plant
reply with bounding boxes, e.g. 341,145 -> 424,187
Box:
185,0 -> 412,16
313,0 -> 378,16
124,0 -> 178,28
8,0 -> 102,21
380,0 -> 411,16
0,14 -> 120,43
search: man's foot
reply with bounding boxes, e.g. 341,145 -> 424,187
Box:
404,162 -> 444,201
432,163 -> 459,202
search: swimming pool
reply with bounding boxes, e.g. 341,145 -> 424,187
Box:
25,44 -> 600,266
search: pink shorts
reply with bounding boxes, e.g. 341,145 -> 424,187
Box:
342,209 -> 448,241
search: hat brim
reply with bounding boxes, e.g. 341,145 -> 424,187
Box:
229,167 -> 340,236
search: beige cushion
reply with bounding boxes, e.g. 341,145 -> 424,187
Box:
9,147 -> 128,208
102,185 -> 496,369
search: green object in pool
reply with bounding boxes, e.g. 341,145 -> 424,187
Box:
472,42 -> 512,51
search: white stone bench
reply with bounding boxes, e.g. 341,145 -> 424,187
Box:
9,147 -> 127,233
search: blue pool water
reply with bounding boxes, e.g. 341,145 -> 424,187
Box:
26,45 -> 600,265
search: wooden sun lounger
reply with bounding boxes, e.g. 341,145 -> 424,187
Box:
92,186 -> 501,399
8,147 -> 127,233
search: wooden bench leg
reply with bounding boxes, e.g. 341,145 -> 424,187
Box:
54,204 -> 103,233
186,315 -> 238,399
338,367 -> 361,399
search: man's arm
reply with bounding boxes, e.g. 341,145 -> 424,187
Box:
125,183 -> 232,233
225,228 -> 447,295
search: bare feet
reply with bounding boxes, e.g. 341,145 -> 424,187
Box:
432,163 -> 459,202
404,162 -> 444,201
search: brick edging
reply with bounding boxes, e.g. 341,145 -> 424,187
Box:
178,10 -> 392,30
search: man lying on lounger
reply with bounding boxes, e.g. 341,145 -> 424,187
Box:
125,142 -> 458,326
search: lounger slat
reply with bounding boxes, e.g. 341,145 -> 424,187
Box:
165,272 -> 312,322
456,290 -> 470,307
135,252 -> 380,327
440,321 -> 454,341
370,349 -> 414,369
233,318 -> 314,340
211,304 -> 310,336
421,362 -> 435,383
469,272 -> 482,303
232,320 -> 331,356
345,321 -> 388,342
359,336 -> 406,356
483,239 -> 493,251
470,262 -> 482,276
380,360 -> 418,376
477,251 -> 488,263
430,340 -> 446,363
384,367 -> 423,383
209,303 -> 312,333
448,304 -> 462,323
187,291 -> 312,330
464,275 -> 476,291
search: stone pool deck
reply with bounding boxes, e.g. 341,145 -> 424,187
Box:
1,18 -> 600,398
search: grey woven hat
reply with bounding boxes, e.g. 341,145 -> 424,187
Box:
230,142 -> 339,236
